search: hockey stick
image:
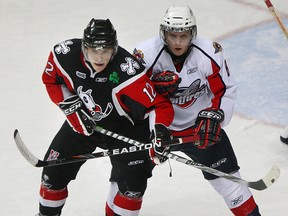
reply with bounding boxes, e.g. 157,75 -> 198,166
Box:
13,129 -> 152,167
92,125 -> 199,147
14,128 -> 280,190
164,152 -> 280,191
13,129 -> 198,168
93,126 -> 280,191
263,0 -> 288,39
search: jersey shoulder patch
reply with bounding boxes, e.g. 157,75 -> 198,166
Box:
213,42 -> 223,54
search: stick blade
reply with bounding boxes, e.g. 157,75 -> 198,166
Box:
14,129 -> 39,167
248,165 -> 280,190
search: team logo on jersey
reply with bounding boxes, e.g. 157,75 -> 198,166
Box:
77,86 -> 113,121
54,40 -> 73,54
171,79 -> 206,108
76,71 -> 86,79
120,57 -> 140,75
109,71 -> 119,84
132,48 -> 145,64
213,42 -> 223,54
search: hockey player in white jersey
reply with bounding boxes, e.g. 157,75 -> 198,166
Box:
133,5 -> 261,216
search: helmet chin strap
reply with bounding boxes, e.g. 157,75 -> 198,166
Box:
164,44 -> 192,63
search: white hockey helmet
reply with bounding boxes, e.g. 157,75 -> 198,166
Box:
160,5 -> 197,41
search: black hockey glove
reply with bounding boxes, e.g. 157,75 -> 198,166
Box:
149,124 -> 173,165
192,108 -> 224,149
59,95 -> 96,136
151,70 -> 181,97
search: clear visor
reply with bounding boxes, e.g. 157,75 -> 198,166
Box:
83,46 -> 114,63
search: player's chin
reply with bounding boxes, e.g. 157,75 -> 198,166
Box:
92,63 -> 106,72
172,49 -> 185,56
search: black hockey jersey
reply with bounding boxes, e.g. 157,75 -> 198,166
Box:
42,39 -> 173,134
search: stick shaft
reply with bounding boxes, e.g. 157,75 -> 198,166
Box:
264,0 -> 288,39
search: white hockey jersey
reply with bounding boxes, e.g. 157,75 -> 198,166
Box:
133,36 -> 236,133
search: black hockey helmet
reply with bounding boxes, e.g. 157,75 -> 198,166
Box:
82,18 -> 118,50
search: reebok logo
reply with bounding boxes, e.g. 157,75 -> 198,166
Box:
124,191 -> 141,198
231,195 -> 243,206
76,71 -> 86,79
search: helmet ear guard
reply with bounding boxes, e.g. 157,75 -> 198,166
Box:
160,5 -> 197,42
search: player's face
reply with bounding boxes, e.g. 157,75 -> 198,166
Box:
85,47 -> 114,72
165,31 -> 192,56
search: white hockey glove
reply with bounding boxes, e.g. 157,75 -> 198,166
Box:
149,124 -> 173,165
59,95 -> 96,136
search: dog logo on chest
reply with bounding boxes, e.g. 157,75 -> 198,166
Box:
77,86 -> 113,121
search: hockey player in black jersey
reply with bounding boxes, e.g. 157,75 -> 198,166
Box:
37,18 -> 173,216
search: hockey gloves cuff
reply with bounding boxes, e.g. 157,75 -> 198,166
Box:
151,70 -> 181,97
192,108 -> 224,149
59,95 -> 95,136
149,124 -> 173,165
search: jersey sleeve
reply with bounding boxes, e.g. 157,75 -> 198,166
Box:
42,51 -> 75,105
133,36 -> 162,70
112,70 -> 174,127
202,42 -> 236,127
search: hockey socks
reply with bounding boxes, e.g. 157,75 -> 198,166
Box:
209,171 -> 261,216
230,196 -> 260,216
106,182 -> 143,216
38,185 -> 68,216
